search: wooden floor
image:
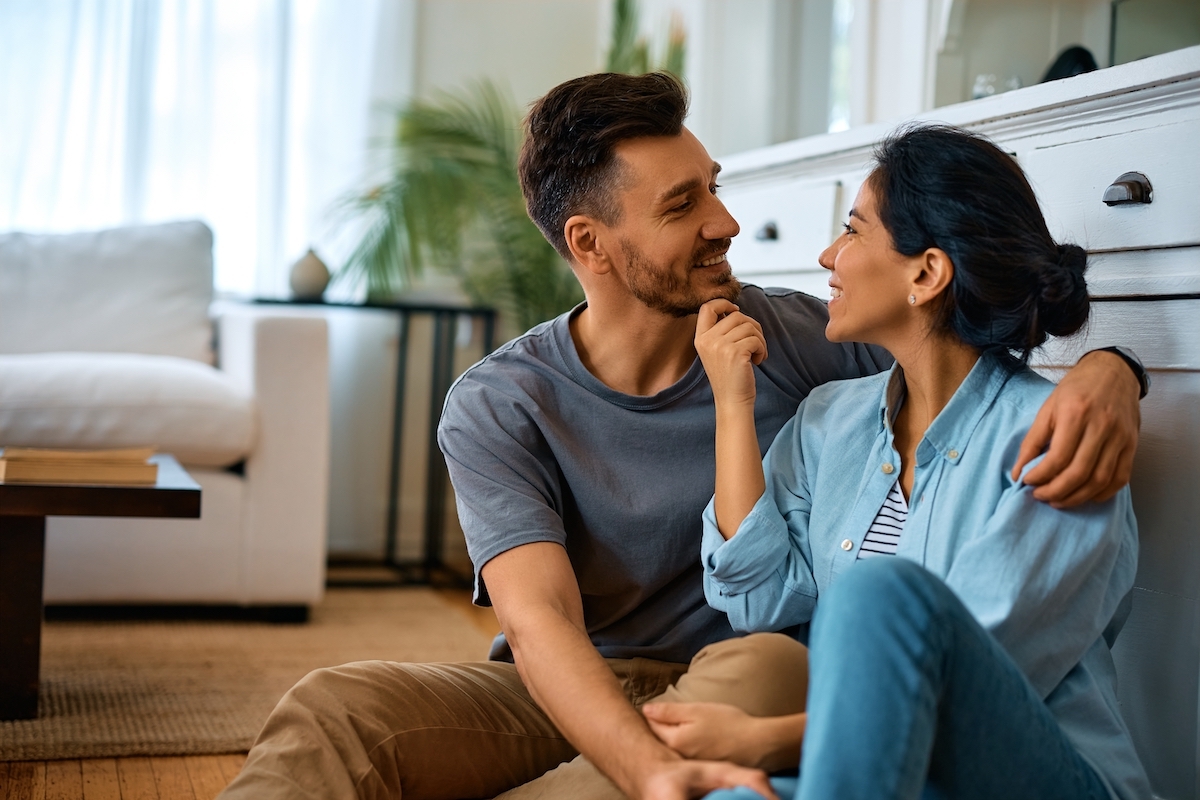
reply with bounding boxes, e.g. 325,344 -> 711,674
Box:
1,588 -> 498,799
0,755 -> 245,800
435,587 -> 502,639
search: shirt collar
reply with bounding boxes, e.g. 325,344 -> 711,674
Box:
877,352 -> 1016,464
880,367 -> 907,433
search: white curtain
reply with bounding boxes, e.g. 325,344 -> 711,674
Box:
0,0 -> 408,296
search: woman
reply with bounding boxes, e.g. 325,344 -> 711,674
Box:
671,124 -> 1149,799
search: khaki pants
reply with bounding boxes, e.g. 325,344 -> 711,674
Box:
219,633 -> 808,800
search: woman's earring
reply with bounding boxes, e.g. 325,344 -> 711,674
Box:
908,294 -> 916,305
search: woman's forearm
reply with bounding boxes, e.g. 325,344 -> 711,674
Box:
754,712 -> 807,772
714,400 -> 767,539
642,702 -> 808,773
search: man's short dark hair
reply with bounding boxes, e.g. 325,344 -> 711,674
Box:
518,72 -> 689,260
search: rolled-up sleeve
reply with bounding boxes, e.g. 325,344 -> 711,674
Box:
701,416 -> 820,633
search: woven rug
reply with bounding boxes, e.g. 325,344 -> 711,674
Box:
0,588 -> 494,761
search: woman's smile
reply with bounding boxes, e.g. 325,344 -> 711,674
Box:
818,180 -> 922,347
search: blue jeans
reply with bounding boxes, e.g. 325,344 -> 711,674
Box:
706,558 -> 1111,800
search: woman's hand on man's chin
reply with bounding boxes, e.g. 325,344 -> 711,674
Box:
642,701 -> 806,774
695,299 -> 768,409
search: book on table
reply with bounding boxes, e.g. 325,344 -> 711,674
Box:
0,447 -> 158,486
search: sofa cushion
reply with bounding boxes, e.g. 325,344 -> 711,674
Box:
0,221 -> 215,364
0,353 -> 255,468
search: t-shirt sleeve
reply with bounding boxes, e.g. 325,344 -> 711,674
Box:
749,286 -> 893,402
437,370 -> 567,606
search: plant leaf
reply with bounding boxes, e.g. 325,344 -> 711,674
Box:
340,80 -> 581,325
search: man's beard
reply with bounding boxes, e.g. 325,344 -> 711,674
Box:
621,238 -> 742,317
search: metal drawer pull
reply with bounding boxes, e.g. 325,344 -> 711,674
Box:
1103,172 -> 1153,206
756,221 -> 779,241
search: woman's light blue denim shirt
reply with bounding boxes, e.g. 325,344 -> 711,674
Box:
701,353 -> 1149,800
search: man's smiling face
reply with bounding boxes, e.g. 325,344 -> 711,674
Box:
606,127 -> 742,317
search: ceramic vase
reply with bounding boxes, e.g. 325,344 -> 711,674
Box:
289,249 -> 330,301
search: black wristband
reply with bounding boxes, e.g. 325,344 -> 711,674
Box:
1095,346 -> 1150,399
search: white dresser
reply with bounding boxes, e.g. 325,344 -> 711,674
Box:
719,45 -> 1200,800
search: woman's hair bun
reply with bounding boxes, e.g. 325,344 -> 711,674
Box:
1036,243 -> 1089,338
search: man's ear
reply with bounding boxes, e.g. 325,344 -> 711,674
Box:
910,247 -> 954,306
564,215 -> 612,276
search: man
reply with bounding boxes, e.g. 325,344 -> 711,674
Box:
221,72 -> 1144,800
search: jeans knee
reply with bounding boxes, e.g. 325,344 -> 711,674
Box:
838,557 -> 941,605
818,558 -> 956,640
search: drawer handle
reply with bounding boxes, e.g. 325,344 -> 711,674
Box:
756,221 -> 779,241
1103,172 -> 1152,206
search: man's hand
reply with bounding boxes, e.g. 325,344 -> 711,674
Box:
695,299 -> 767,409
1012,350 -> 1141,508
640,758 -> 778,800
643,702 -> 805,773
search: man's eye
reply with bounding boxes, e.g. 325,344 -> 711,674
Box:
842,221 -> 856,235
710,183 -> 721,195
673,201 -> 692,212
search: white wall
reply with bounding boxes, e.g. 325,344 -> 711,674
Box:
672,0 -> 777,157
851,0 -> 937,126
934,0 -> 1111,109
386,0 -> 852,158
635,0 -> 843,157
402,0 -> 794,158
1113,0 -> 1200,65
412,0 -> 605,109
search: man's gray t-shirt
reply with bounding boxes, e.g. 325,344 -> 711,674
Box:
437,285 -> 890,664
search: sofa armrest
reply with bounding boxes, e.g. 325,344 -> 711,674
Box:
216,305 -> 330,605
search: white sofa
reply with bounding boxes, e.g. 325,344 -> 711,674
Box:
0,221 -> 330,611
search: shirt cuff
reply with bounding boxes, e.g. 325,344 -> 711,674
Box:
702,492 -> 792,595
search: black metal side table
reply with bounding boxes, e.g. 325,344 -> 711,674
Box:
255,298 -> 496,587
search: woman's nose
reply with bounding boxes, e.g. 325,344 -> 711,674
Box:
818,239 -> 841,271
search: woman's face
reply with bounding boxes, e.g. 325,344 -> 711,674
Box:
818,179 -> 918,346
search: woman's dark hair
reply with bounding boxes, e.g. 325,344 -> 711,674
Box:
869,123 -> 1088,360
518,72 -> 689,260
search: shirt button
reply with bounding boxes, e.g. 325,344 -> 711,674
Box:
948,449 -> 959,459
841,539 -> 853,551
881,463 -> 895,474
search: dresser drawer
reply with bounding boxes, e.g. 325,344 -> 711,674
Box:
1034,297 -> 1200,371
1086,246 -> 1200,298
1021,117 -> 1200,252
722,178 -> 842,275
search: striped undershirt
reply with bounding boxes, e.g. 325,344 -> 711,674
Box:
857,479 -> 909,559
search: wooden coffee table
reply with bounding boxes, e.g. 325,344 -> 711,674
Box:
0,454 -> 200,720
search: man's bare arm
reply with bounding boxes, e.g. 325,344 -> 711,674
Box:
482,542 -> 774,800
1013,349 -> 1141,508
